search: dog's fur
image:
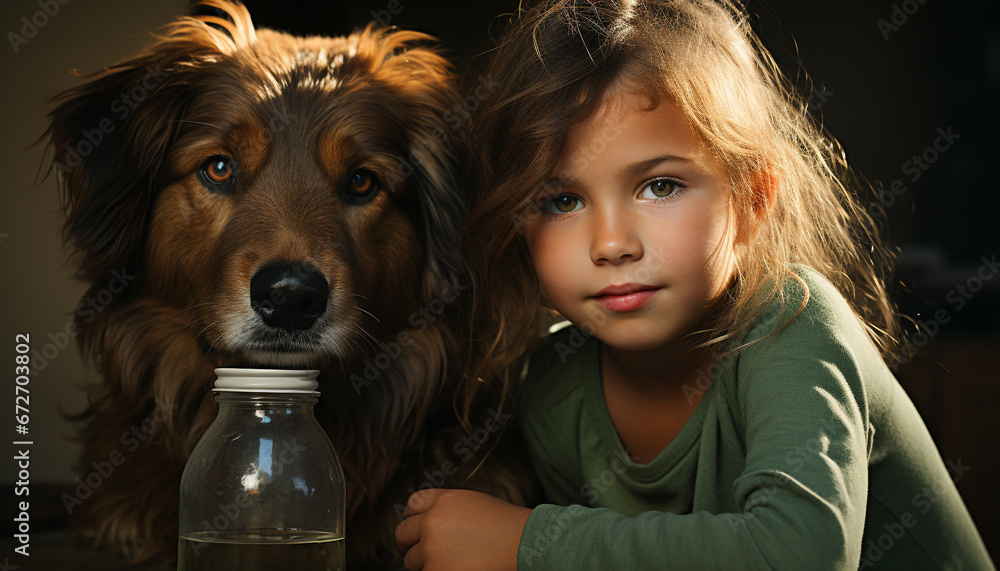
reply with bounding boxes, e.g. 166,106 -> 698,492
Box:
45,1 -> 523,565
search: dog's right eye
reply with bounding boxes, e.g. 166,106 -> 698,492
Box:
345,169 -> 381,204
198,156 -> 236,193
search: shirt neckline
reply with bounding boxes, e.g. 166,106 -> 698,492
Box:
583,335 -> 715,482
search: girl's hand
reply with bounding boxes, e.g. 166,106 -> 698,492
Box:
394,488 -> 533,571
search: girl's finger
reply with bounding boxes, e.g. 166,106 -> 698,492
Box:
402,487 -> 443,517
402,539 -> 426,571
395,512 -> 425,554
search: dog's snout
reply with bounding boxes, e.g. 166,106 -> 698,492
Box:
250,262 -> 329,331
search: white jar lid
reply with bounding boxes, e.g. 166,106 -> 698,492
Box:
213,368 -> 320,394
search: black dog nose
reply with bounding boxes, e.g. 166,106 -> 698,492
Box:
250,262 -> 329,330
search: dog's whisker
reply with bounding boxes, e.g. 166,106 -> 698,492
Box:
194,325 -> 214,345
346,293 -> 376,314
345,323 -> 379,354
204,333 -> 225,358
355,305 -> 380,324
186,308 -> 219,332
345,298 -> 388,343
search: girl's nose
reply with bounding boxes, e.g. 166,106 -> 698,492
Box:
589,207 -> 643,265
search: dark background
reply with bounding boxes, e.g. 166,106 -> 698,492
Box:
1,0 -> 996,564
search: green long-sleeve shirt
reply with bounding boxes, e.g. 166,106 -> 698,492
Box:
516,267 -> 993,570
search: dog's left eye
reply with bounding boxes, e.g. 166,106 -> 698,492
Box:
198,156 -> 236,193
346,169 -> 381,202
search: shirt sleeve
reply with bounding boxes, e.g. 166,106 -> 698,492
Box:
517,283 -> 875,570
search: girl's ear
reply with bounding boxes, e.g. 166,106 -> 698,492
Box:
737,166 -> 777,243
751,168 -> 777,218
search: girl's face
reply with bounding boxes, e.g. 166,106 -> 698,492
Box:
522,92 -> 738,354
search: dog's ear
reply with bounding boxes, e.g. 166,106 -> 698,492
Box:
44,1 -> 256,282
359,27 -> 468,295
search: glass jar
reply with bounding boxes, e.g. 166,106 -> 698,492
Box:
178,368 -> 346,570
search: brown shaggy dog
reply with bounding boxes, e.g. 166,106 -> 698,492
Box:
45,1 -> 523,566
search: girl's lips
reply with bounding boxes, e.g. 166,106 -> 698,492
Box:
593,287 -> 661,312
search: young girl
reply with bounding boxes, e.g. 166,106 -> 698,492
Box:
394,0 -> 994,569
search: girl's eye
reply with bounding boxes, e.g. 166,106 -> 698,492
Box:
198,156 -> 236,193
346,169 -> 381,202
639,178 -> 684,201
543,195 -> 582,214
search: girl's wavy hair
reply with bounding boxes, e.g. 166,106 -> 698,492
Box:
459,0 -> 899,422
